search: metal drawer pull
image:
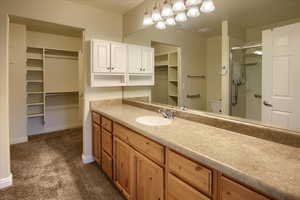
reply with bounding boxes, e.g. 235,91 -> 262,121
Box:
263,101 -> 273,107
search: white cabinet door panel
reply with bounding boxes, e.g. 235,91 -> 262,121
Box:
142,47 -> 154,74
128,45 -> 142,73
92,40 -> 110,73
111,42 -> 127,73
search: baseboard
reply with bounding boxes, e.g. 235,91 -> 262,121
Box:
28,123 -> 82,136
0,173 -> 12,189
82,154 -> 94,164
10,136 -> 28,145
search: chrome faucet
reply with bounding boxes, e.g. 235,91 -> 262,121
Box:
158,108 -> 176,119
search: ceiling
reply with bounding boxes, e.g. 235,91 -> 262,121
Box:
10,16 -> 83,37
176,0 -> 300,34
65,0 -> 144,14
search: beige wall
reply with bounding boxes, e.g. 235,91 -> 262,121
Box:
124,26 -> 207,110
9,23 -> 27,145
0,12 -> 11,183
0,0 -> 127,182
206,36 -> 222,112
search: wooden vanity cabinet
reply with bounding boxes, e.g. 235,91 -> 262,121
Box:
92,123 -> 101,164
167,173 -> 209,200
220,176 -> 270,200
114,137 -> 132,199
92,113 -> 275,200
131,151 -> 164,200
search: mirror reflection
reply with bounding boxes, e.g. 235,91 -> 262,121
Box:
123,0 -> 300,131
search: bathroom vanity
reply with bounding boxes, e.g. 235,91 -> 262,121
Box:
91,99 -> 300,200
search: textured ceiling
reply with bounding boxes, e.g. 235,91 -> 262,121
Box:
65,0 -> 145,14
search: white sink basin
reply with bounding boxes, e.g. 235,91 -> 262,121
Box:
136,116 -> 172,126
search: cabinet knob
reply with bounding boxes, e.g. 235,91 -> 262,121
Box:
106,67 -> 110,70
111,67 -> 114,70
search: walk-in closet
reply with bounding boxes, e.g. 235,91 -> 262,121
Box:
9,17 -> 84,143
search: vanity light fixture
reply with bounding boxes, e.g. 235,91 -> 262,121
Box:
152,6 -> 162,22
187,6 -> 201,17
143,0 -> 216,30
173,0 -> 186,11
200,0 -> 215,13
161,0 -> 174,17
143,12 -> 154,26
156,21 -> 167,29
175,12 -> 188,22
165,17 -> 176,26
186,0 -> 203,6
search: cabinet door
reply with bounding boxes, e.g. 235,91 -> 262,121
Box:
142,47 -> 154,73
92,123 -> 101,164
92,40 -> 111,73
114,137 -> 132,199
128,45 -> 142,73
111,42 -> 127,73
132,151 -> 164,200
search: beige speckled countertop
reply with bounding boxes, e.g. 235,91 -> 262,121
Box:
91,100 -> 300,200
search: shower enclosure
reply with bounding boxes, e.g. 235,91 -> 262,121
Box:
230,44 -> 262,121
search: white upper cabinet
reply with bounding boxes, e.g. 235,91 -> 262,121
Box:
90,39 -> 154,87
128,45 -> 154,74
142,47 -> 154,74
128,45 -> 143,73
111,42 -> 127,73
92,40 -> 110,73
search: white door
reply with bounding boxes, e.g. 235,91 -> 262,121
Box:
111,42 -> 127,73
92,40 -> 111,73
262,23 -> 300,130
142,47 -> 154,73
128,45 -> 142,73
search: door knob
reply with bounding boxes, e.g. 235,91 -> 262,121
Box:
263,101 -> 273,107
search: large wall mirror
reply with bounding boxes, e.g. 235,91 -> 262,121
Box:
124,0 -> 300,132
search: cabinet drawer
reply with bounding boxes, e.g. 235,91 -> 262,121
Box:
114,123 -> 164,164
102,151 -> 113,179
113,122 -> 131,142
168,150 -> 212,195
167,173 -> 209,200
102,128 -> 113,156
220,177 -> 270,200
92,112 -> 101,125
102,116 -> 112,132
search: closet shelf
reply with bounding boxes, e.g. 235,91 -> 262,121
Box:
169,94 -> 178,98
27,103 -> 44,106
27,56 -> 43,61
27,92 -> 44,94
28,113 -> 44,118
26,67 -> 43,71
27,80 -> 43,83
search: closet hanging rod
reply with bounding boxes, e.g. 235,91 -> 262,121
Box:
231,43 -> 262,51
46,92 -> 78,96
187,94 -> 201,98
187,75 -> 206,79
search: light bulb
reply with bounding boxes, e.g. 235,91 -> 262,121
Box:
161,2 -> 174,17
186,0 -> 202,6
143,12 -> 154,26
152,8 -> 162,22
165,17 -> 176,26
187,7 -> 200,18
200,0 -> 215,13
173,0 -> 186,11
175,12 -> 187,22
156,21 -> 167,30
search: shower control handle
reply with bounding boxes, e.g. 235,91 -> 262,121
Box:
263,101 -> 273,107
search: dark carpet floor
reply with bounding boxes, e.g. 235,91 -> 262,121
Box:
0,129 -> 124,200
